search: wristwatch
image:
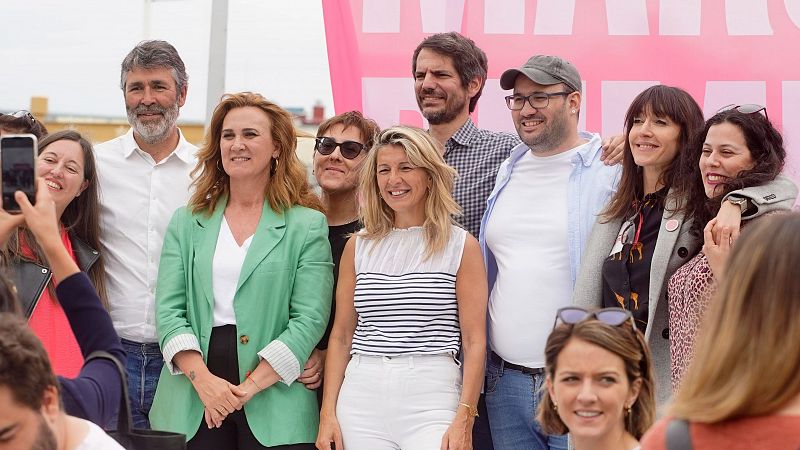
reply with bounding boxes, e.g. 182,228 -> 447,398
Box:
727,196 -> 749,214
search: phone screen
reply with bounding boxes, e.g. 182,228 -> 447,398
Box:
1,135 -> 37,212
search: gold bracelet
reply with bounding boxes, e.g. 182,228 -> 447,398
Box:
459,402 -> 479,417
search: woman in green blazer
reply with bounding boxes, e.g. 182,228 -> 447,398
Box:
150,92 -> 333,450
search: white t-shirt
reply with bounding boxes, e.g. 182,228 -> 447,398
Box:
74,419 -> 124,450
212,217 -> 254,326
485,147 -> 578,368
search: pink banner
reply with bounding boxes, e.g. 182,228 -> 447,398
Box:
322,0 -> 800,178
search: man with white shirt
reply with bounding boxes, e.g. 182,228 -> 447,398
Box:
0,316 -> 124,450
479,55 -> 620,450
94,40 -> 197,429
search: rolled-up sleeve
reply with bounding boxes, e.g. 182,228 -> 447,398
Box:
162,333 -> 202,375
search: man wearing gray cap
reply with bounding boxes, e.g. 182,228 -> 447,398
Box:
478,55 -> 620,450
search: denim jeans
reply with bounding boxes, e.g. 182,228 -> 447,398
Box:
114,338 -> 164,430
485,355 -> 568,450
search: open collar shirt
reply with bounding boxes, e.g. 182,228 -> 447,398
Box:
479,132 -> 620,292
94,128 -> 198,343
442,118 -> 520,238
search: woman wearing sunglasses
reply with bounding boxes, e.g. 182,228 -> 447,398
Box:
317,126 -> 487,450
538,307 -> 655,450
300,112 -> 380,404
0,110 -> 48,138
667,106 -> 792,388
641,214 -> 800,449
572,87 -> 796,407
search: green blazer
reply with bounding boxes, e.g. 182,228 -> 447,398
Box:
150,199 -> 333,446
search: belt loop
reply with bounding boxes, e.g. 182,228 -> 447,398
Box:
452,354 -> 462,368
408,355 -> 415,369
352,354 -> 361,367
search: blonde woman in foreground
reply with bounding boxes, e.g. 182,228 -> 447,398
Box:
641,214 -> 800,449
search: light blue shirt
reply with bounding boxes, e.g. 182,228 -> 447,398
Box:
479,132 -> 620,292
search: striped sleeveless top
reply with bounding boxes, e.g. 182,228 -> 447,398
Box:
351,225 -> 467,356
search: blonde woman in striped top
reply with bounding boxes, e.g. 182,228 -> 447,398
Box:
317,126 -> 487,450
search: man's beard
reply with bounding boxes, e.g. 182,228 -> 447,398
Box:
517,104 -> 571,153
31,414 -> 57,450
417,87 -> 466,125
126,100 -> 180,145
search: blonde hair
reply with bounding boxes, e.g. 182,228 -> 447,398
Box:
359,126 -> 461,257
189,92 -> 323,215
670,213 -> 800,422
538,320 -> 655,439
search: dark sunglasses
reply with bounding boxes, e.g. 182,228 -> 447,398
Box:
717,103 -> 768,121
2,110 -> 36,124
314,137 -> 365,160
552,306 -> 634,330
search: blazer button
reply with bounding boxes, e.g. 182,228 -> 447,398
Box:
677,247 -> 688,258
662,328 -> 669,339
240,335 -> 249,345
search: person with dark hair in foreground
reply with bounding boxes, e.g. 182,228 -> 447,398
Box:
0,182 -> 124,446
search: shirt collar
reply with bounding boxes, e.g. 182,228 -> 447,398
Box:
120,127 -> 195,163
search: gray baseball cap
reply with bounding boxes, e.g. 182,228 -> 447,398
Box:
500,55 -> 582,92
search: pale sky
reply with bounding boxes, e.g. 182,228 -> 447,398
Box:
0,0 -> 334,123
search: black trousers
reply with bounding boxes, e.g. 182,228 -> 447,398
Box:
188,325 -> 315,450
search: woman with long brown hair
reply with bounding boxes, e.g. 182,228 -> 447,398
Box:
1,130 -> 107,378
150,92 -> 333,449
641,214 -> 800,449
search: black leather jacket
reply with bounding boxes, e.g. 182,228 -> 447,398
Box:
10,235 -> 100,317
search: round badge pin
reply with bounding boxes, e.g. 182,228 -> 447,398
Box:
665,219 -> 679,232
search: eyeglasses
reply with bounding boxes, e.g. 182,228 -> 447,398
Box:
552,306 -> 634,330
1,110 -> 36,124
505,92 -> 570,111
716,104 -> 768,121
314,137 -> 365,160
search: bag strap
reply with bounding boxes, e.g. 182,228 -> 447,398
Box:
85,350 -> 133,434
666,418 -> 693,450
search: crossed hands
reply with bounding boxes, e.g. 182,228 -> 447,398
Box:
194,372 -> 251,429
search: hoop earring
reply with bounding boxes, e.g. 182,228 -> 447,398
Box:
216,159 -> 224,173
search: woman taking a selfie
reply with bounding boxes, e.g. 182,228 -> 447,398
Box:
1,129 -> 106,378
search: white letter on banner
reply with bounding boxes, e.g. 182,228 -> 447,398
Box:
702,81 -> 766,118
606,0 -> 649,35
782,81 -> 800,180
601,81 -> 659,137
484,0 -> 524,34
420,0 -> 465,32
786,0 -> 800,27
362,77 -> 421,128
726,0 -> 773,35
660,0 -> 701,35
533,0 -> 576,35
362,0 -> 401,33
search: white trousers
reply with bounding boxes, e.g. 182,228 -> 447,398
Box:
336,354 -> 462,450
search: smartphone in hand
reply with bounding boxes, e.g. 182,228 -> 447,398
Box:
0,134 -> 37,213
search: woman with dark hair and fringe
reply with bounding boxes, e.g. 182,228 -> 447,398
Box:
538,307 -> 655,450
667,106 -> 791,388
151,92 -> 333,449
641,214 -> 800,449
572,86 -> 796,408
1,130 -> 107,378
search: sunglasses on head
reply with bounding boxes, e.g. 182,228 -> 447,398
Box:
2,110 -> 36,124
717,103 -> 768,121
552,306 -> 634,330
314,137 -> 365,160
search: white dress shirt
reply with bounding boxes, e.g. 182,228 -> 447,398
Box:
94,128 -> 198,343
